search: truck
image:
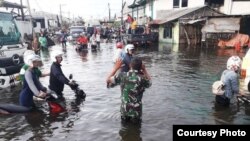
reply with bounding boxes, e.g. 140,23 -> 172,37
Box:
0,11 -> 27,88
122,25 -> 158,46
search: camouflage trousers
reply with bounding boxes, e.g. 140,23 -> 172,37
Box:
120,101 -> 142,120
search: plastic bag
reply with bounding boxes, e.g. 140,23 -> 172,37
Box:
212,80 -> 225,95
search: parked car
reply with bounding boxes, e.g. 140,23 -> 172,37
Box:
68,26 -> 86,42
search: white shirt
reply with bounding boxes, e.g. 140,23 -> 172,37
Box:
113,48 -> 123,63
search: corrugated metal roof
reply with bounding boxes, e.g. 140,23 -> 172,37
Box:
156,6 -> 206,24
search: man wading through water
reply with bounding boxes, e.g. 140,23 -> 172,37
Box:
107,57 -> 151,122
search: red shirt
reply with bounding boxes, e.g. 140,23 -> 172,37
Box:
77,36 -> 88,44
127,16 -> 133,23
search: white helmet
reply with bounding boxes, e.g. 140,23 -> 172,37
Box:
51,50 -> 63,62
227,56 -> 242,71
24,50 -> 36,65
25,54 -> 41,66
125,44 -> 135,53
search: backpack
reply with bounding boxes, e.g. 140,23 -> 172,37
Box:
212,80 -> 225,95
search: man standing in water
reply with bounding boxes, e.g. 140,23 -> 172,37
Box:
49,51 -> 77,98
107,57 -> 151,122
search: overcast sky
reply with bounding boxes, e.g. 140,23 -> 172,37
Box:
7,0 -> 122,19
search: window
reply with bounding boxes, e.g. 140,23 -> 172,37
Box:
182,0 -> 188,7
173,0 -> 180,8
205,0 -> 224,6
0,13 -> 21,45
163,26 -> 172,38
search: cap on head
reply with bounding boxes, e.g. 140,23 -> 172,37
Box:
125,44 -> 135,53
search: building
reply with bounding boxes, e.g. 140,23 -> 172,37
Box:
124,0 -> 250,45
157,6 -> 224,44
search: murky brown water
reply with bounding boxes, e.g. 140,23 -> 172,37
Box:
0,42 -> 250,141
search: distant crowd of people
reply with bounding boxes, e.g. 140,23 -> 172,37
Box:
125,14 -> 152,35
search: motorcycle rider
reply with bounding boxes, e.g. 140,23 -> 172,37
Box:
19,55 -> 47,108
76,32 -> 88,51
49,51 -> 77,98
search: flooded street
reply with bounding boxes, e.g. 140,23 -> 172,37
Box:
1,42 -> 250,141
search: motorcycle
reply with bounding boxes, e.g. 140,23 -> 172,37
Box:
75,42 -> 88,52
0,92 -> 60,114
0,74 -> 86,114
68,74 -> 86,99
237,95 -> 250,104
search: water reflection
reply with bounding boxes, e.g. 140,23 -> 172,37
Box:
119,122 -> 142,141
78,50 -> 88,62
212,103 -> 239,124
1,42 -> 250,140
24,95 -> 85,140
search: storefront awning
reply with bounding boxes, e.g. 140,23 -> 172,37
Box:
202,17 -> 240,33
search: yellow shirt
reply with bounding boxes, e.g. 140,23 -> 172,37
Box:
131,21 -> 137,30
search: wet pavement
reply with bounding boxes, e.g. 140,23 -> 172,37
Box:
0,42 -> 250,141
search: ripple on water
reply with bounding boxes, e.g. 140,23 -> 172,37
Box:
1,44 -> 250,140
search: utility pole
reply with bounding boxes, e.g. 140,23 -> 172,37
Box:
108,3 -> 110,21
60,4 -> 62,25
26,0 -> 35,41
68,11 -> 70,25
121,0 -> 126,27
20,0 -> 24,20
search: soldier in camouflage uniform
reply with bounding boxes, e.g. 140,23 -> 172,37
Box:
108,57 -> 151,122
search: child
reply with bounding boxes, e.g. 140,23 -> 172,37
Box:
112,42 -> 123,63
107,57 -> 151,122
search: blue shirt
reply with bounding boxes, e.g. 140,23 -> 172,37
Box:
19,68 -> 46,108
221,69 -> 239,99
120,52 -> 133,72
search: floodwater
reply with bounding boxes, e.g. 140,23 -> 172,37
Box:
0,42 -> 250,141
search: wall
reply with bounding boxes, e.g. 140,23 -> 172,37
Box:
173,22 -> 180,44
154,0 -> 205,10
221,0 -> 250,15
159,22 -> 179,43
231,1 -> 250,15
159,25 -> 172,43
